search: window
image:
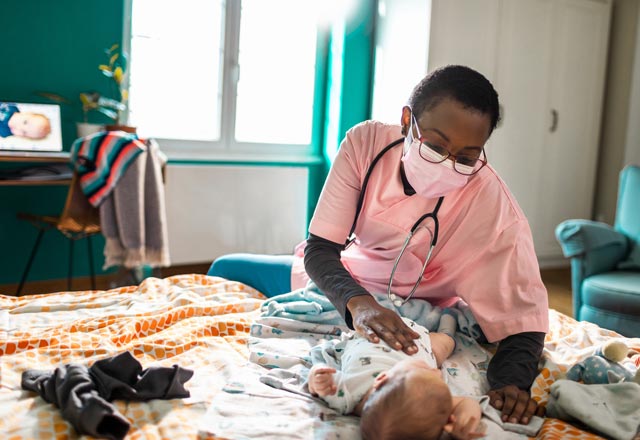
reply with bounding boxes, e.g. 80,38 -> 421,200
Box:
128,0 -> 325,158
371,0 -> 431,124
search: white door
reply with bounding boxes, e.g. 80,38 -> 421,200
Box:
487,0 -> 555,245
535,0 -> 611,258
428,0 -> 501,83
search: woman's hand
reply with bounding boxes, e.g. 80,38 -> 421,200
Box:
308,365 -> 337,397
487,385 -> 542,424
347,295 -> 420,354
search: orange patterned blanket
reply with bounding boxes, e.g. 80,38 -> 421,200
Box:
0,275 -> 637,439
0,275 -> 263,439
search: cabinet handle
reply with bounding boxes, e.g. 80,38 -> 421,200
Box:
550,109 -> 559,132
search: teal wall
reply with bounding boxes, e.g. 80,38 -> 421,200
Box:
317,0 -> 376,216
0,0 -> 375,287
0,1 -> 124,287
338,0 -> 376,152
323,0 -> 376,166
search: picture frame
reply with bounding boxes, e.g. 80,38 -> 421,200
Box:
0,101 -> 63,152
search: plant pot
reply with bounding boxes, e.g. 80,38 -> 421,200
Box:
76,122 -> 105,138
105,124 -> 137,134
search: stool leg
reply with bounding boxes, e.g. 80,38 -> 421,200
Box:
68,239 -> 74,291
87,235 -> 96,290
17,229 -> 45,296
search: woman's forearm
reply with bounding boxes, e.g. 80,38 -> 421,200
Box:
303,233 -> 370,329
487,332 -> 545,390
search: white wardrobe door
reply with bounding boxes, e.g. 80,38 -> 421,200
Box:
428,0 -> 500,83
487,0 -> 555,240
536,0 -> 611,258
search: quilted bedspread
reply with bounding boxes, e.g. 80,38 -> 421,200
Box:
0,274 -> 638,439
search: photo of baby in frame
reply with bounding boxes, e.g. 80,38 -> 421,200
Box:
0,101 -> 63,152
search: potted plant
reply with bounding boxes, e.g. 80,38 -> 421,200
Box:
98,43 -> 134,133
35,43 -> 133,137
35,91 -> 106,137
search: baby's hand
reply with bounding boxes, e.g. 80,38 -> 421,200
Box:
444,398 -> 486,439
444,415 -> 485,440
308,365 -> 337,397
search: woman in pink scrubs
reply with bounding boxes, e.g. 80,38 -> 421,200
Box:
210,65 -> 548,426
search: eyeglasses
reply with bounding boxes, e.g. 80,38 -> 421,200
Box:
413,117 -> 488,176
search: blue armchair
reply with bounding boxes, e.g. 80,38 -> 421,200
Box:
555,165 -> 640,337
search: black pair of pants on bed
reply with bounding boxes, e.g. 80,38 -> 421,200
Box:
21,351 -> 194,440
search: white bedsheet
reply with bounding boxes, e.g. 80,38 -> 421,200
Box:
199,316 -> 530,439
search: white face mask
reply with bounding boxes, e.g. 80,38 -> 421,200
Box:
401,115 -> 470,199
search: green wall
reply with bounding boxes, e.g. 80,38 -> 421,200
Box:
339,0 -> 376,153
323,0 -> 376,166
0,1 -> 124,287
0,0 -> 375,288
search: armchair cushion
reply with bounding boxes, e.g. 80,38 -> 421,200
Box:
575,271 -> 640,337
618,243 -> 640,270
556,220 -> 629,277
615,165 -> 640,241
580,271 -> 640,337
582,272 -> 640,315
556,220 -> 628,258
615,165 -> 640,270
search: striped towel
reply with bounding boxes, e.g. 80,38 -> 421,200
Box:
70,131 -> 147,207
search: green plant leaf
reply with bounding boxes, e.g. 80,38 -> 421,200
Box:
34,91 -> 72,104
97,107 -> 118,120
97,96 -> 126,111
113,67 -> 124,84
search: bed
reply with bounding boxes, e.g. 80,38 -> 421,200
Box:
1,274 -> 638,439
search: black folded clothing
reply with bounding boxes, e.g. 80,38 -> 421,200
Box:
21,351 -> 194,440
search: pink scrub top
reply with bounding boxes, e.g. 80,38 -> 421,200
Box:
292,120 -> 549,342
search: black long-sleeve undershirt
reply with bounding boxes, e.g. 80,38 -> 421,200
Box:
303,232 -> 544,391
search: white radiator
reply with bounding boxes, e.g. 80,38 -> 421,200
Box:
165,165 -> 309,265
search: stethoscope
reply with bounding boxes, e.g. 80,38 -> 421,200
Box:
344,138 -> 444,308
388,196 -> 443,307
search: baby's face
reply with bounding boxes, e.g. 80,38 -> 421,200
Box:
9,113 -> 51,139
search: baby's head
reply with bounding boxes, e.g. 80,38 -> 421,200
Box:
8,112 -> 51,139
360,358 -> 452,440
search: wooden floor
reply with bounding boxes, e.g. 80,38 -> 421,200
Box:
540,267 -> 574,317
1,264 -> 575,318
0,263 -> 212,297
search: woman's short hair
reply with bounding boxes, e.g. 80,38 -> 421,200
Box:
408,65 -> 501,133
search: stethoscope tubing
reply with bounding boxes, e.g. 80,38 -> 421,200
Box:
387,212 -> 439,307
343,137 -> 446,307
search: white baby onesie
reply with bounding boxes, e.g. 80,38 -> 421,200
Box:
318,318 -> 438,414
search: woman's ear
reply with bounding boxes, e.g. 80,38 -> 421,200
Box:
400,106 -> 412,136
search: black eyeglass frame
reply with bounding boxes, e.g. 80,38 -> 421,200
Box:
412,115 -> 488,176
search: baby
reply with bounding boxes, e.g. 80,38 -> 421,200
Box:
0,102 -> 51,139
308,317 -> 485,440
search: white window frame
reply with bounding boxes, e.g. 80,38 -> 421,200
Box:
124,0 -> 325,162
